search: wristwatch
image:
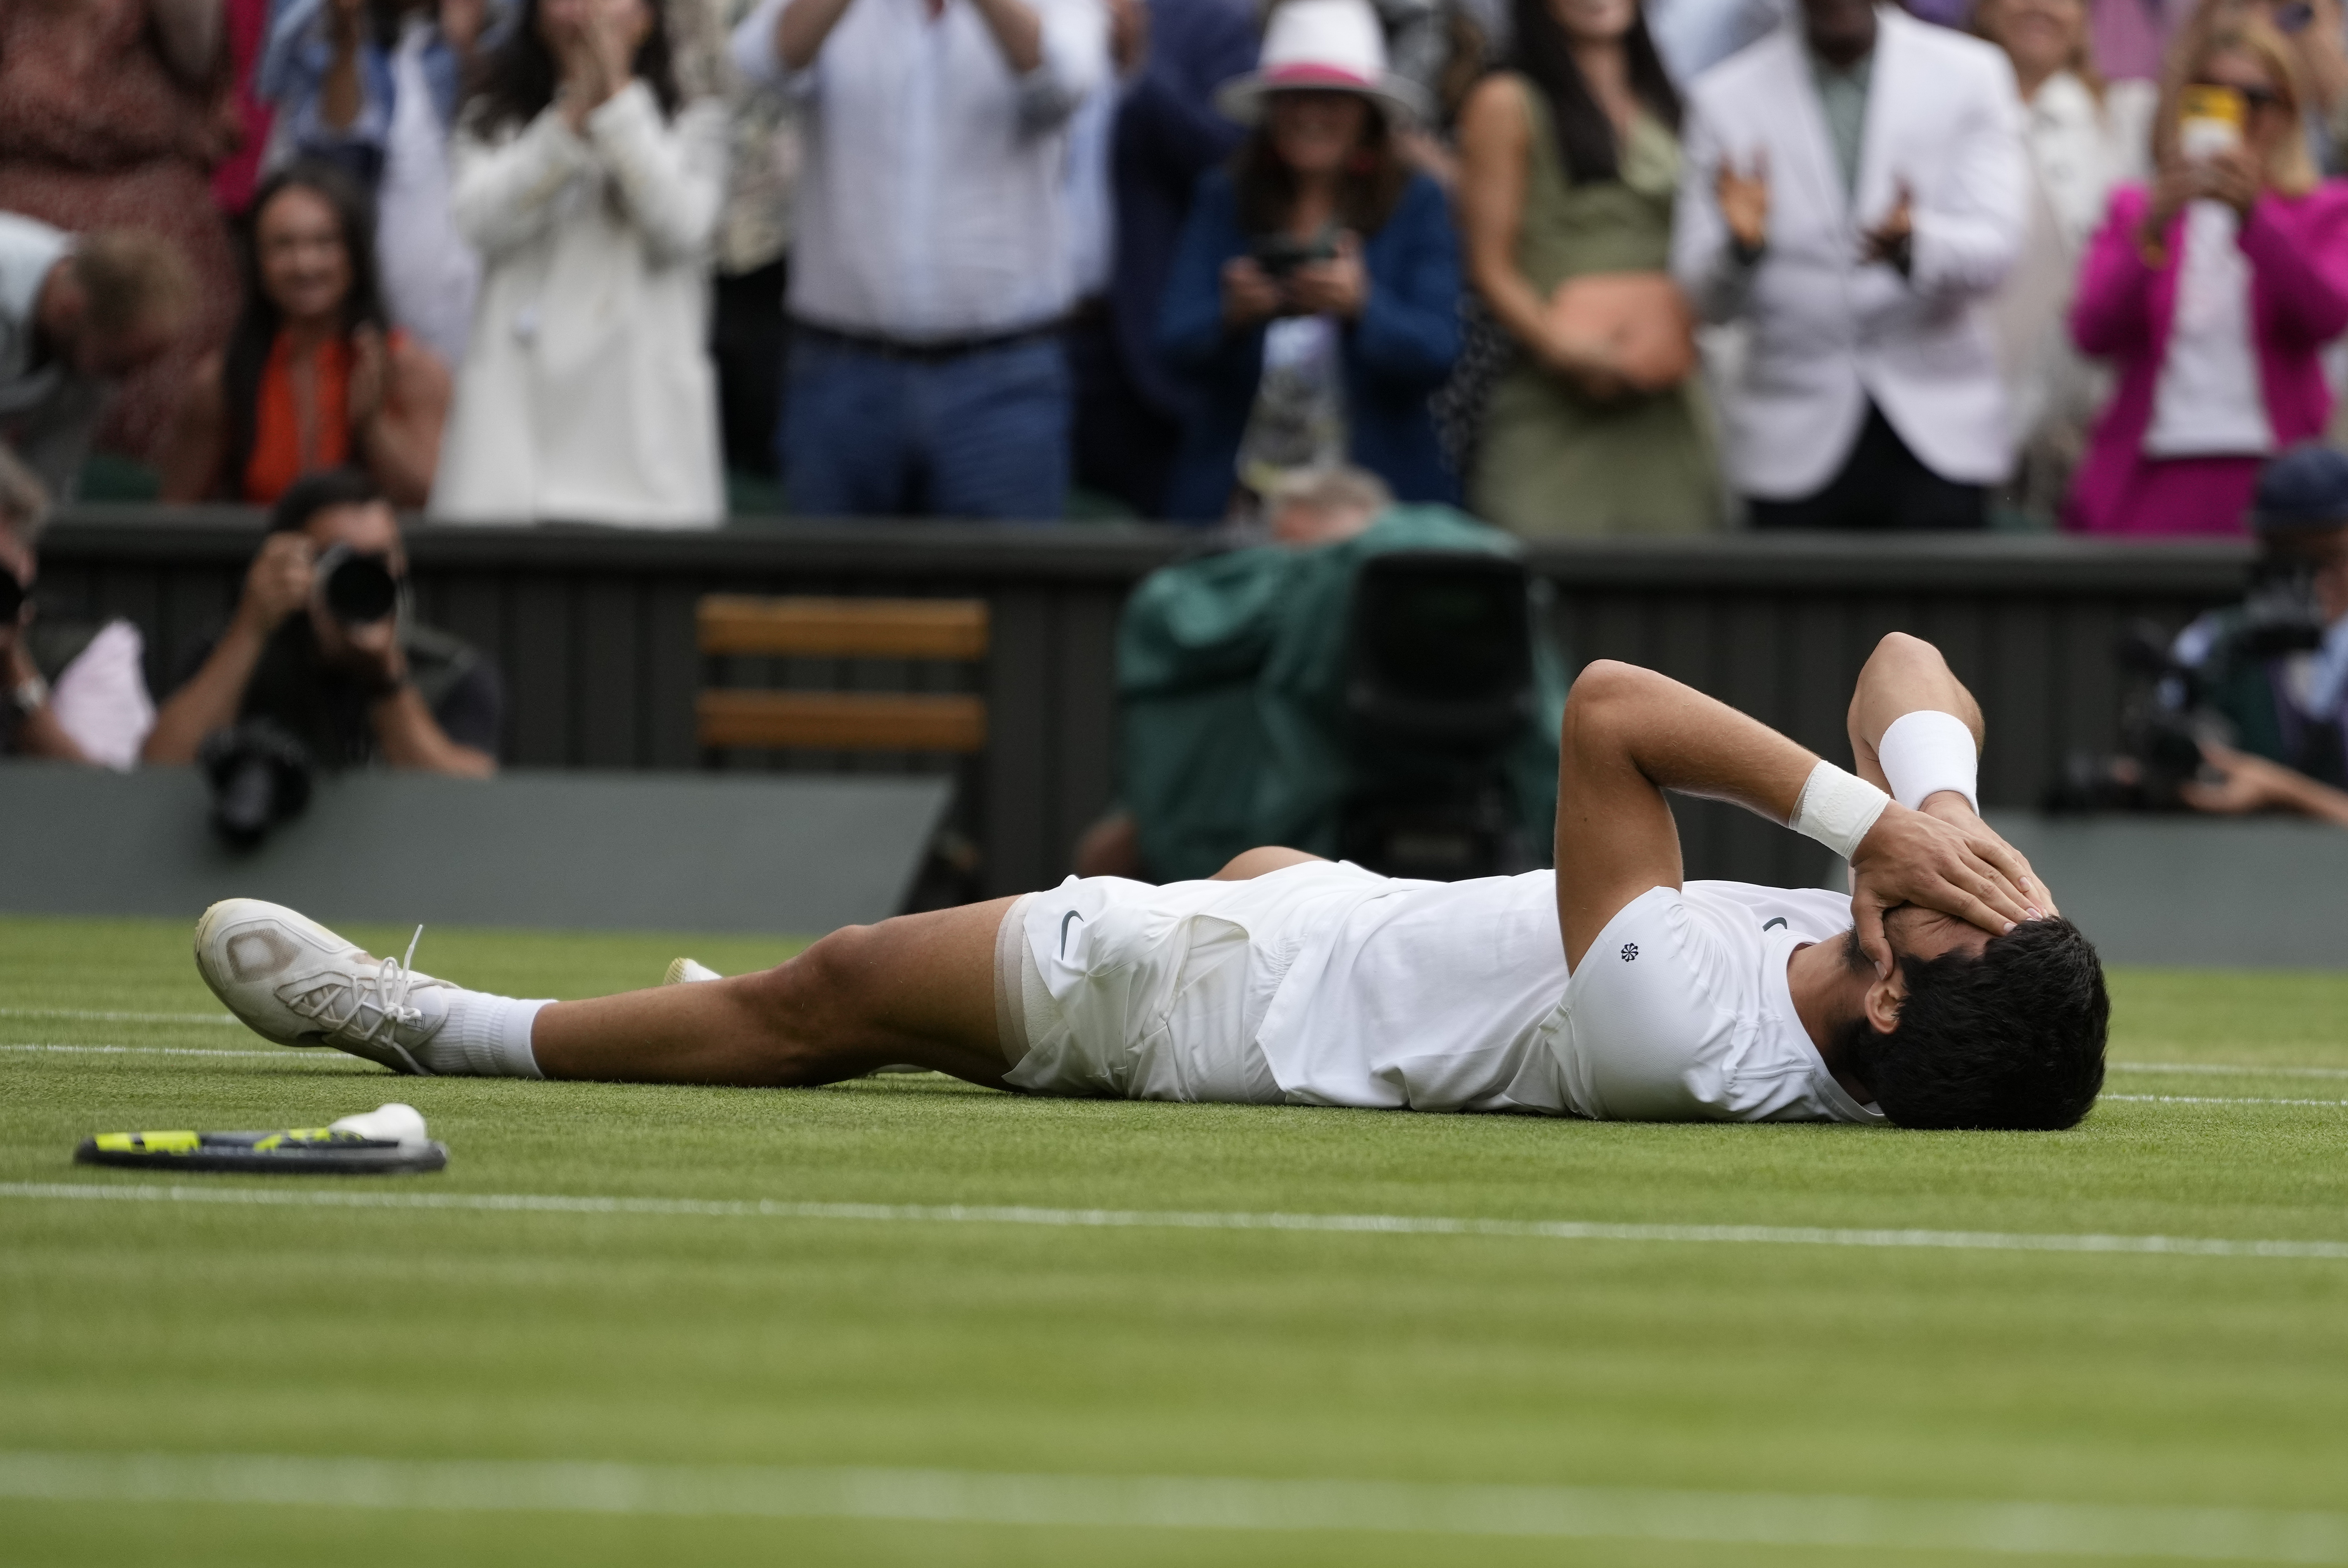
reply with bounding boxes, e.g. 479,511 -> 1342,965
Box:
9,671 -> 49,716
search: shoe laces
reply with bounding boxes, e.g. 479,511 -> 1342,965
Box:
294,925 -> 429,1047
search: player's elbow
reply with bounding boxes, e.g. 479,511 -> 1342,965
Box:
1861,633 -> 1951,685
1565,660 -> 1656,720
1562,660 -> 1662,753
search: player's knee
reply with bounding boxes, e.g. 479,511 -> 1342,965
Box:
747,924 -> 885,1034
1212,846 -> 1320,881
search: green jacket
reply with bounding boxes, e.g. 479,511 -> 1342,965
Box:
1119,506 -> 1569,882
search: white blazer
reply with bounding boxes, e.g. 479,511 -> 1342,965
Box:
1671,10 -> 2028,498
432,82 -> 729,527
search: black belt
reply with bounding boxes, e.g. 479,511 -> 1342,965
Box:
791,317 -> 1068,363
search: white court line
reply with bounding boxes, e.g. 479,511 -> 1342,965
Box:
0,1044 -> 321,1061
0,1452 -> 2341,1562
2110,1062 -> 2348,1080
2105,1093 -> 2348,1108
0,1007 -> 237,1025
4,1182 -> 2344,1262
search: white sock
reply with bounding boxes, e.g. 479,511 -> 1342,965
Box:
415,990 -> 550,1079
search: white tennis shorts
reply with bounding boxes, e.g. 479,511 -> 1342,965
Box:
990,862 -> 1392,1103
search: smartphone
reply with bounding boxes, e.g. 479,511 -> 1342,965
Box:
2178,83 -> 2247,161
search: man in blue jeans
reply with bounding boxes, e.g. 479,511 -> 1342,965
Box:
729,0 -> 1110,520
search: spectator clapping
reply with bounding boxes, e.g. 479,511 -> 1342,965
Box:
430,0 -> 729,526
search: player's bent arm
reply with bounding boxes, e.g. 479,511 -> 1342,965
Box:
1556,661 -> 2040,976
1845,633 -> 1983,799
1556,661 -> 1817,969
1841,633 -> 2054,919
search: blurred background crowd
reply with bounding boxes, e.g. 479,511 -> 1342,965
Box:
15,0 -> 2348,857
9,0 -> 2348,538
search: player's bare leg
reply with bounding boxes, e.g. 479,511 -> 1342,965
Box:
532,898 -> 1015,1089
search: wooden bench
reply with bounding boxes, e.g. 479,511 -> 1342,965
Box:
695,595 -> 989,755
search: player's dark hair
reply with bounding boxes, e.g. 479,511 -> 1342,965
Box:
269,468 -> 386,535
1840,918 -> 2109,1131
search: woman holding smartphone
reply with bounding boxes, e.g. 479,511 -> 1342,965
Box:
2067,19 -> 2348,535
428,0 -> 727,526
1156,0 -> 1461,524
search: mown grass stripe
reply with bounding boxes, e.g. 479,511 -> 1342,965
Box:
0,1452 -> 2341,1561
3,1183 -> 2343,1261
2109,1062 -> 2348,1079
2103,1094 -> 2348,1108
0,1044 -> 323,1060
0,1008 -> 238,1025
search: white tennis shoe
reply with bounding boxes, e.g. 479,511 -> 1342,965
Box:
194,898 -> 456,1076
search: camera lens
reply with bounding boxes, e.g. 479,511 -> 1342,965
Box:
323,552 -> 399,625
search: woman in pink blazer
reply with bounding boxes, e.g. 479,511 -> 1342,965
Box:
2067,19 -> 2348,536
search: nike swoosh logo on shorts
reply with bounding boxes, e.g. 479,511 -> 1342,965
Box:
1060,910 -> 1083,957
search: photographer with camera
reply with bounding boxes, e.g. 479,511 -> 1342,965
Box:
143,469 -> 499,838
2152,442 -> 2348,825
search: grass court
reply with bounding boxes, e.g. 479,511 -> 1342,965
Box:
2,911 -> 2345,1566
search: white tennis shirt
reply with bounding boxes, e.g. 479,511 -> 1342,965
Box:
1256,871 -> 1881,1124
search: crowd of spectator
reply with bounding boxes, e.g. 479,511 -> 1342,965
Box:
8,0 -> 2348,541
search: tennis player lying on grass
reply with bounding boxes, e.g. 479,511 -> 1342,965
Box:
194,633 -> 2109,1130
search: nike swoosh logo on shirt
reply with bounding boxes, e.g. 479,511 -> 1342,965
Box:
1060,911 -> 1083,957
1763,917 -> 1788,931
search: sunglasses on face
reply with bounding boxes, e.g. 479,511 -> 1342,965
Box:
2194,77 -> 2287,110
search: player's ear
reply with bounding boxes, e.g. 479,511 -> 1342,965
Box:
1863,964 -> 1907,1036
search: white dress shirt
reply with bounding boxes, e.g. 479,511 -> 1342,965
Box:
730,0 -> 1109,341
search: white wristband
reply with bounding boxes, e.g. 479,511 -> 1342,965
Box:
1791,761 -> 1891,860
1877,710 -> 1980,813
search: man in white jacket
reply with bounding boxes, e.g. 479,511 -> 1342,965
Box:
1671,0 -> 2027,530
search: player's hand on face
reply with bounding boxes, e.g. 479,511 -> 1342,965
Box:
1846,803 -> 2038,978
1917,791 -> 2057,917
238,532 -> 315,635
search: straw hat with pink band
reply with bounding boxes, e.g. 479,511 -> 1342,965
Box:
1212,0 -> 1432,127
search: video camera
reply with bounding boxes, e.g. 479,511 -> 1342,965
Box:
2046,561 -> 2327,812
1338,551 -> 1540,878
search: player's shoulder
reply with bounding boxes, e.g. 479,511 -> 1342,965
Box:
1682,879 -> 1852,931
